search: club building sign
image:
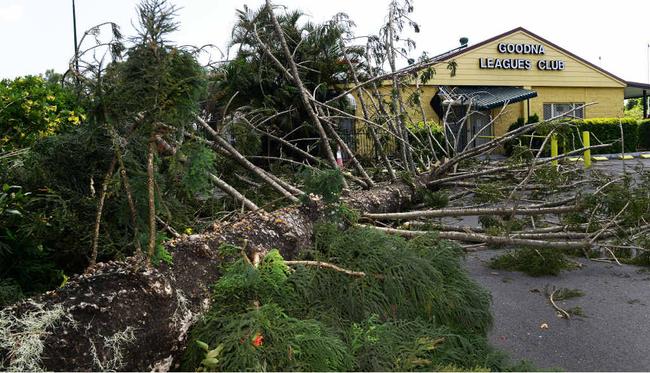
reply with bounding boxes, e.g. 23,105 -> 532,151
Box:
479,42 -> 565,71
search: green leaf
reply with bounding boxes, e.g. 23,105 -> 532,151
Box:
195,340 -> 209,352
201,357 -> 219,367
206,345 -> 222,359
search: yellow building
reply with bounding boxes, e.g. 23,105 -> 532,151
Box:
352,27 -> 650,153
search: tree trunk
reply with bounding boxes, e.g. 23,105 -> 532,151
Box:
0,182 -> 415,371
147,137 -> 157,261
89,157 -> 117,269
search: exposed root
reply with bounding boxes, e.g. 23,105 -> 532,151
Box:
90,326 -> 136,371
0,302 -> 73,371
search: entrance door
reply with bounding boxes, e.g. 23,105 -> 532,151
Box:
444,105 -> 469,152
468,111 -> 492,148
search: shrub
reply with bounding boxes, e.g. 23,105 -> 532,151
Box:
0,75 -> 84,152
503,114 -> 539,156
407,120 -> 446,160
505,117 -> 642,156
639,119 -> 650,150
570,118 -> 639,154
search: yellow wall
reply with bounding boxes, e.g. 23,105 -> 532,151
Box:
427,29 -> 625,88
351,28 -> 626,155
354,85 -> 623,141
528,87 -> 624,123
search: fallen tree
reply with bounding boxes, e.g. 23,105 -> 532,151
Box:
0,183 -> 417,371
3,1 -> 650,371
4,159 -> 648,370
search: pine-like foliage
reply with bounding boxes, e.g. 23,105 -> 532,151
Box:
182,226 -> 523,371
489,248 -> 573,277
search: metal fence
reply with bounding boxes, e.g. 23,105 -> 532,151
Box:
338,127 -> 399,161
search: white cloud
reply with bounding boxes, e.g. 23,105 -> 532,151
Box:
0,3 -> 24,23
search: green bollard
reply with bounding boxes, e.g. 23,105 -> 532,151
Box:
583,131 -> 591,169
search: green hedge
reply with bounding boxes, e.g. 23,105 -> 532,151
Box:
504,117 -> 644,157
639,119 -> 650,150
570,118 -> 639,154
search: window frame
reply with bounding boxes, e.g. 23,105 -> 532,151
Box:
543,102 -> 585,120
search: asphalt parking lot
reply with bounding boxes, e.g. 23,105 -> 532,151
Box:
461,154 -> 650,370
464,250 -> 650,371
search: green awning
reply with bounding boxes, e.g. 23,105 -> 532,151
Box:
438,86 -> 537,110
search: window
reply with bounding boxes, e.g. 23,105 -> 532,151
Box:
543,103 -> 585,120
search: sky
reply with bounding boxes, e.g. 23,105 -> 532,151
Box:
1,0 -> 650,83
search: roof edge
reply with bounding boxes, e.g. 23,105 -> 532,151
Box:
626,81 -> 650,90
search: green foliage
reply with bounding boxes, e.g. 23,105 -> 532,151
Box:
184,249 -> 353,371
406,120 -> 443,134
205,5 -> 356,165
551,287 -> 584,301
406,121 -> 446,161
566,306 -> 586,317
0,184 -> 69,296
478,216 -> 501,230
331,202 -> 360,225
638,119 -> 650,150
195,303 -> 352,372
503,114 -> 539,156
100,0 -> 208,265
168,142 -> 216,197
0,279 -> 24,308
227,121 -> 262,156
195,341 -> 224,371
489,248 -> 573,277
1,124 -> 136,297
571,118 -> 639,154
349,315 -> 506,372
300,226 -> 493,334
625,250 -> 650,266
299,168 -> 344,204
580,175 -> 650,227
103,3 -> 206,133
0,75 -> 84,152
473,182 -> 506,203
0,2 -> 215,298
415,189 -> 449,209
424,190 -> 449,209
531,164 -> 565,190
150,233 -> 172,266
506,116 -> 642,156
625,98 -> 641,111
183,227 -> 524,371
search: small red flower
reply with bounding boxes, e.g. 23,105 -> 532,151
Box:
252,333 -> 264,347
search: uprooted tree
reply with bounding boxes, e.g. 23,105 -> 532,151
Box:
1,0 -> 649,371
